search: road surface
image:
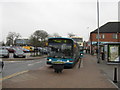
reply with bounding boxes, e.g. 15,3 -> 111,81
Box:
1,57 -> 46,80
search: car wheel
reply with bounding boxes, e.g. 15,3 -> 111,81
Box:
13,55 -> 17,58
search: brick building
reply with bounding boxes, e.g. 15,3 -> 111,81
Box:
90,22 -> 120,45
90,22 -> 120,54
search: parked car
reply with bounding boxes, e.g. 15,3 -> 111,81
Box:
13,49 -> 26,58
0,48 -> 9,58
22,46 -> 34,52
7,47 -> 15,53
21,48 -> 30,53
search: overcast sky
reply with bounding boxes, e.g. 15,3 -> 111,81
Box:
0,0 -> 119,42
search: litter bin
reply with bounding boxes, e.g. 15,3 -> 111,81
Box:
53,64 -> 64,73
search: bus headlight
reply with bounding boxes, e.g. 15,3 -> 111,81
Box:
49,59 -> 52,61
67,60 -> 69,62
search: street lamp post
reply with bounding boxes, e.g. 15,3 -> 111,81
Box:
97,0 -> 100,63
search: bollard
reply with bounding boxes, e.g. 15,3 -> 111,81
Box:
118,63 -> 120,88
101,53 -> 104,60
78,58 -> 81,69
113,67 -> 118,83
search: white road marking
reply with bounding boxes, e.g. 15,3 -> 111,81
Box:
108,79 -> 118,88
28,61 -> 42,66
5,60 -> 35,63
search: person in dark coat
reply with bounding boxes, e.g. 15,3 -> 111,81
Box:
2,61 -> 4,69
0,61 -> 4,69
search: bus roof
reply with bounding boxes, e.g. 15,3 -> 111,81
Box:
48,37 -> 72,40
70,36 -> 83,38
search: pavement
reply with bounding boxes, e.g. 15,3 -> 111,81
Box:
2,54 -> 120,88
91,55 -> 119,88
94,56 -> 119,80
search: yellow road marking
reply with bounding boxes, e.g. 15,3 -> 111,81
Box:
0,70 -> 28,81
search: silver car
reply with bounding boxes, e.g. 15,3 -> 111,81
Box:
0,48 -> 9,58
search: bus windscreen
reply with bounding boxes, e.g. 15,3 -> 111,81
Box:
48,38 -> 73,58
48,39 -> 73,44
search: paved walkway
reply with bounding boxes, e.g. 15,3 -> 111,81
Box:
2,54 -> 118,88
92,55 -> 118,82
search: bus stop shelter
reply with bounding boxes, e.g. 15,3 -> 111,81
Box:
103,43 -> 120,64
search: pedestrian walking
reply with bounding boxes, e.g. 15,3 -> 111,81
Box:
0,61 -> 4,72
2,61 -> 4,69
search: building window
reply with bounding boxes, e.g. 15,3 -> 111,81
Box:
96,34 -> 101,39
101,34 -> 105,39
112,34 -> 118,39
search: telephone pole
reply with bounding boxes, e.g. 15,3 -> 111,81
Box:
97,0 -> 100,63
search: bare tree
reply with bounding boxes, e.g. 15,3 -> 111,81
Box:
14,33 -> 21,45
6,32 -> 21,46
